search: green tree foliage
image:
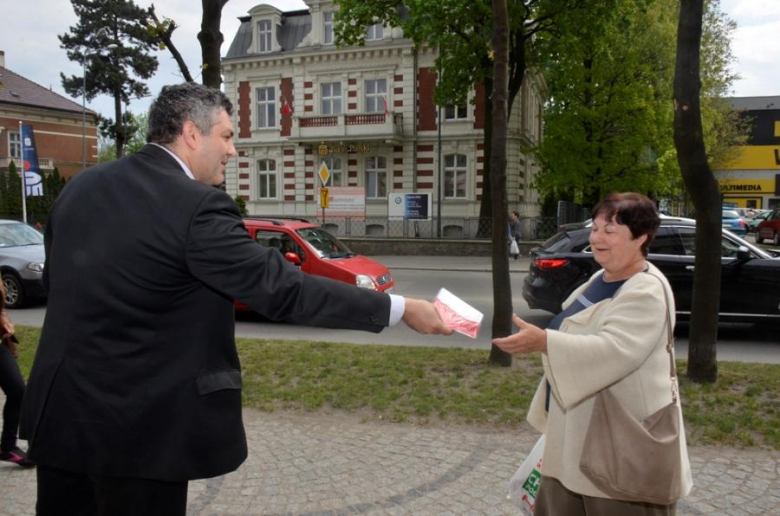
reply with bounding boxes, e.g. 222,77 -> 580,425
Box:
234,196 -> 248,217
0,164 -> 67,223
535,0 -> 744,207
59,0 -> 159,158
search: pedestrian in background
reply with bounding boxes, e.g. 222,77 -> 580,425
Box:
0,274 -> 34,468
20,82 -> 452,516
509,211 -> 521,260
494,193 -> 692,515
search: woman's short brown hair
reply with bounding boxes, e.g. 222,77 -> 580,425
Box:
591,193 -> 660,256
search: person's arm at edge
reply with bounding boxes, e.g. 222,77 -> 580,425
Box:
389,295 -> 453,335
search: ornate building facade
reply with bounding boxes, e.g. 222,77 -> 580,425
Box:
222,1 -> 544,237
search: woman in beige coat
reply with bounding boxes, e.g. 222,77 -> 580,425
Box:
495,193 -> 692,515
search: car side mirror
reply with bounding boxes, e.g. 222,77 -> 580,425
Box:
284,252 -> 302,266
736,246 -> 752,263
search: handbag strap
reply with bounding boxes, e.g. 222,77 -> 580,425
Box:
645,271 -> 678,404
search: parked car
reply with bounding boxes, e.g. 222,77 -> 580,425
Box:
522,219 -> 780,321
721,209 -> 747,236
756,208 -> 780,246
746,210 -> 771,233
0,219 -> 46,309
235,218 -> 394,311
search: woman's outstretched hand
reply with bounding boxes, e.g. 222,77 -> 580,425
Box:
492,314 -> 547,354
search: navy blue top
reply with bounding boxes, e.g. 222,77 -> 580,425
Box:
545,273 -> 628,411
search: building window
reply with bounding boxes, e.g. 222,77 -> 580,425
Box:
364,79 -> 387,113
321,82 -> 342,115
257,159 -> 277,199
444,104 -> 468,121
365,23 -> 384,41
365,156 -> 387,198
8,131 -> 20,159
256,87 -> 276,128
323,12 -> 334,45
257,20 -> 272,53
444,154 -> 467,199
323,156 -> 343,186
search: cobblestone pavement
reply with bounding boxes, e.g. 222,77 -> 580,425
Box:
2,408 -> 779,515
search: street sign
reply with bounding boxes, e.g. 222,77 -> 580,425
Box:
319,187 -> 330,208
318,162 -> 331,186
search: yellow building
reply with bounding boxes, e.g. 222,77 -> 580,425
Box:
716,96 -> 780,210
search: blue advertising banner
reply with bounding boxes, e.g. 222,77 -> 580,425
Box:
21,124 -> 44,197
388,193 -> 431,220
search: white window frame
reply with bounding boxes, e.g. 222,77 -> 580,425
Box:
257,159 -> 277,200
322,156 -> 344,187
444,104 -> 468,121
256,86 -> 276,129
364,79 -> 387,113
8,131 -> 21,159
365,23 -> 384,41
323,12 -> 334,45
321,82 -> 342,115
257,20 -> 272,53
443,154 -> 468,199
365,156 -> 387,198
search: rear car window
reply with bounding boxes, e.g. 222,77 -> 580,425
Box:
722,210 -> 740,219
648,227 -> 684,255
540,231 -> 572,253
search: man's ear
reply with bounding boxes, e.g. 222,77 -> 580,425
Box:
181,120 -> 200,150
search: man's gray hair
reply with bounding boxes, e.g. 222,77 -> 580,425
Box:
147,83 -> 233,145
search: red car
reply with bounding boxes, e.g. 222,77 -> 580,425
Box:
756,208 -> 780,246
236,218 -> 394,311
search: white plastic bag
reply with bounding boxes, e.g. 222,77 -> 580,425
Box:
508,434 -> 545,515
509,239 -> 520,256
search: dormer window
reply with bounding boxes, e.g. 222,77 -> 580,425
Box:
365,23 -> 383,41
257,20 -> 272,53
323,12 -> 334,45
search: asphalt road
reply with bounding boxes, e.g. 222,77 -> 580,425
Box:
8,268 -> 779,363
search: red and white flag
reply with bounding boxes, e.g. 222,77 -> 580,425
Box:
281,95 -> 292,116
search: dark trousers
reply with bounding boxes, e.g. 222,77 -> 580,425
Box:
0,343 -> 25,451
535,476 -> 676,516
36,464 -> 188,516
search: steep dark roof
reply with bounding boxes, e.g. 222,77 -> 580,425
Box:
225,10 -> 312,60
0,65 -> 91,115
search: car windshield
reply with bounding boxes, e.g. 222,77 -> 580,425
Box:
722,210 -> 740,219
296,227 -> 354,259
0,223 -> 43,248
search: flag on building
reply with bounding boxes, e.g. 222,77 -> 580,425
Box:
20,124 -> 44,197
382,96 -> 389,115
282,95 -> 292,116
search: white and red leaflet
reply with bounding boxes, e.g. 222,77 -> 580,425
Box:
433,288 -> 483,339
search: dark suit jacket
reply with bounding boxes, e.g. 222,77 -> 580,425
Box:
20,145 -> 390,481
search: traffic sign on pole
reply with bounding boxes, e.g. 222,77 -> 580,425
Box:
318,162 -> 331,186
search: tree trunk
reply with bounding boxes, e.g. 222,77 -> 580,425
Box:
198,0 -> 229,89
488,0 -> 513,367
673,0 -> 718,383
479,76 -> 494,233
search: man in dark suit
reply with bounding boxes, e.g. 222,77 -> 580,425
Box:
20,83 -> 451,516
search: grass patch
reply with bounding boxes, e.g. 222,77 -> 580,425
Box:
12,326 -> 779,449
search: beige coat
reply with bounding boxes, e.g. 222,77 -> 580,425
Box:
527,262 -> 693,500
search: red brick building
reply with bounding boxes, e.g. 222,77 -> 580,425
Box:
0,50 -> 98,179
222,1 -> 545,237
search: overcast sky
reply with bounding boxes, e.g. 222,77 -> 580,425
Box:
0,0 -> 777,121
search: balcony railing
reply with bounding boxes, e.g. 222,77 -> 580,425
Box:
0,157 -> 55,170
290,112 -> 403,142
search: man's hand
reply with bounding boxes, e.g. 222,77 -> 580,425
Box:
492,314 -> 547,354
402,298 -> 453,335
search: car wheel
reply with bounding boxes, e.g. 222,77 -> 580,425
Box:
2,273 -> 26,309
774,231 -> 780,246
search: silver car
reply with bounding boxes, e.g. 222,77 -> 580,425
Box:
0,219 -> 46,309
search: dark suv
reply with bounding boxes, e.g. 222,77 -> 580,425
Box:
522,219 -> 780,321
236,218 -> 394,310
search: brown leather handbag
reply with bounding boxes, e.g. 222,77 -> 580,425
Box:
579,276 -> 683,505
